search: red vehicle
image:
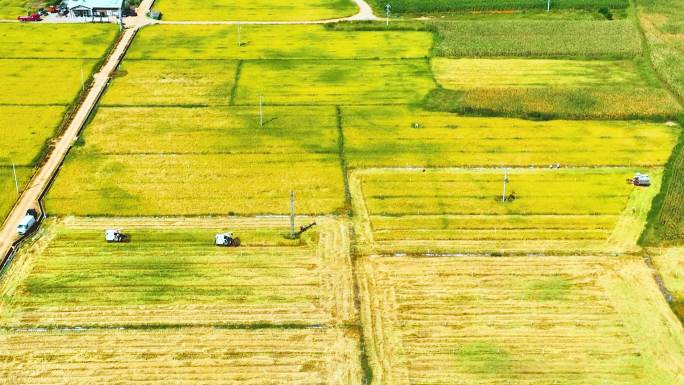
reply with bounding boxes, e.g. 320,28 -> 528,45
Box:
17,13 -> 41,21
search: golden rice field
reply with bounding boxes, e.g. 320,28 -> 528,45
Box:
352,168 -> 660,254
359,255 -> 684,385
0,166 -> 30,223
103,60 -> 239,106
0,24 -> 116,224
342,106 -> 679,167
0,327 -> 362,385
234,59 -> 435,105
126,25 -> 432,60
432,58 -> 652,89
0,0 -> 26,19
0,106 -> 66,166
0,217 -> 355,328
155,0 -> 357,21
0,59 -> 98,105
0,24 -> 117,59
429,57 -> 681,120
45,106 -> 345,216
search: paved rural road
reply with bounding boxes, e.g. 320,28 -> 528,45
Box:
1,0 -> 378,24
0,0 -> 370,255
0,3 -> 154,256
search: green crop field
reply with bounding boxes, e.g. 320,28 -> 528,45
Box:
352,168 -> 660,254
433,20 -> 641,58
637,0 -> 684,245
360,255 -> 684,385
342,106 -> 678,167
154,0 -> 357,21
372,0 -> 627,14
428,57 -> 681,120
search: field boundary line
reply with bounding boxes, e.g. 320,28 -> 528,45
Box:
228,59 -> 243,106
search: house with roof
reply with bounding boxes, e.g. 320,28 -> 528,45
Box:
65,0 -> 124,19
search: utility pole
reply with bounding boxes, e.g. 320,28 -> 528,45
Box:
259,95 -> 264,127
385,3 -> 391,28
237,25 -> 241,47
80,64 -> 84,93
502,169 -> 509,203
289,190 -> 296,239
12,163 -> 19,195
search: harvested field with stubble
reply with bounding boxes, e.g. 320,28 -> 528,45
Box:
0,217 -> 355,328
359,255 -> 684,385
351,168 -> 660,254
0,217 -> 361,384
0,327 -> 362,385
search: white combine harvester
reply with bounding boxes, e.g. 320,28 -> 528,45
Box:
215,232 -> 241,247
627,173 -> 651,187
105,229 -> 129,243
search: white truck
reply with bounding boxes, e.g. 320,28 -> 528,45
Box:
16,209 -> 37,235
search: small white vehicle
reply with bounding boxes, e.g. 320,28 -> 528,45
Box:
215,232 -> 240,247
16,212 -> 36,235
105,229 -> 128,243
628,173 -> 651,187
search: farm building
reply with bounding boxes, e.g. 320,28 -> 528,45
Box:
65,0 -> 124,18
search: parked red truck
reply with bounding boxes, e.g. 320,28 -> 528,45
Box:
17,13 -> 41,21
